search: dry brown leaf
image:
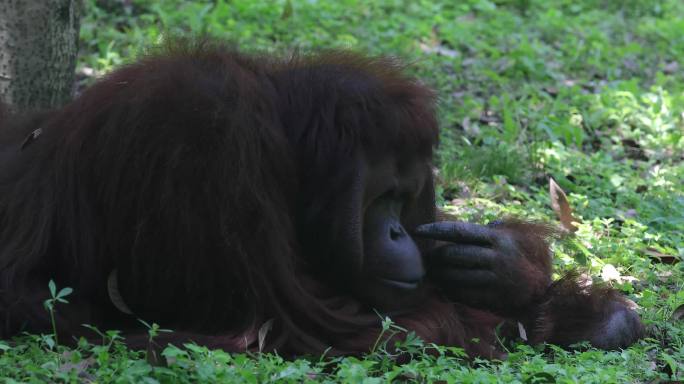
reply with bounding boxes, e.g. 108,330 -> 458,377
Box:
517,321 -> 528,341
664,61 -> 679,74
107,270 -> 133,315
657,270 -> 673,282
258,318 -> 274,353
645,247 -> 679,264
58,356 -> 96,381
419,42 -> 459,58
549,178 -> 579,232
673,303 -> 684,321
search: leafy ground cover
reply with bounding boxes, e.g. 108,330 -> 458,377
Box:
2,0 -> 683,382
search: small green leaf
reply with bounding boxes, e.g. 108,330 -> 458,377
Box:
43,335 -> 55,349
57,287 -> 73,299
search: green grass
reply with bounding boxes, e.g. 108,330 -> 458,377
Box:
2,0 -> 683,381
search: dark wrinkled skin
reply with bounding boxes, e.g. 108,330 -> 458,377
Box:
414,220 -> 643,349
416,221 -> 529,310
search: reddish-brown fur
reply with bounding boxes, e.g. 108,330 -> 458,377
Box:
0,41 -> 642,357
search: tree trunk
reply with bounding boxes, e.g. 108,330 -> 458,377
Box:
0,0 -> 82,111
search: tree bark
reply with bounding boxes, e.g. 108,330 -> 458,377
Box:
0,0 -> 82,111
